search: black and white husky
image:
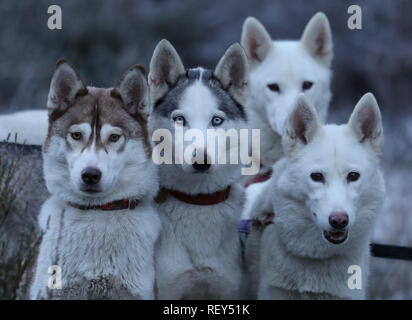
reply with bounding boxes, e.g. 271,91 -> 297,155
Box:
148,40 -> 250,299
30,59 -> 160,299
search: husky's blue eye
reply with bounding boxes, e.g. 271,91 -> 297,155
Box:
173,115 -> 186,125
211,116 -> 224,127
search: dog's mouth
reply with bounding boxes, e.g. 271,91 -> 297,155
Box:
80,185 -> 102,194
323,230 -> 348,245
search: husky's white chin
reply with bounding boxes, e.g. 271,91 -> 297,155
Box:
79,187 -> 102,195
74,181 -> 118,200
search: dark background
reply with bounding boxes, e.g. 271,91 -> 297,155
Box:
0,1 -> 411,114
0,0 -> 411,299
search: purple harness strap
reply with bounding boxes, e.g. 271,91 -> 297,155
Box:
238,215 -> 274,261
238,219 -> 253,234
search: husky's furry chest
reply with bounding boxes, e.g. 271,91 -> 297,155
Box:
258,224 -> 368,300
31,197 -> 160,299
155,184 -> 244,300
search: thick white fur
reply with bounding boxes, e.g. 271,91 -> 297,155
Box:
31,196 -> 160,299
0,110 -> 48,145
31,136 -> 160,299
241,12 -> 333,169
155,184 -> 244,299
246,93 -> 385,300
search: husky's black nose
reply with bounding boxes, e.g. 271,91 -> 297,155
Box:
81,167 -> 102,185
192,162 -> 211,172
192,150 -> 211,172
329,212 -> 349,230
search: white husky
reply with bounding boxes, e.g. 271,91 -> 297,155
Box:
148,40 -> 249,299
245,93 -> 385,300
30,59 -> 160,299
241,12 -> 333,175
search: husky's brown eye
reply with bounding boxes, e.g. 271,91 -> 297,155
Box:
70,132 -> 82,140
347,172 -> 360,183
267,83 -> 280,92
109,134 -> 121,142
302,81 -> 313,91
310,172 -> 325,183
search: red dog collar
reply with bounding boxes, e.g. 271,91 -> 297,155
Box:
68,199 -> 139,211
157,186 -> 231,206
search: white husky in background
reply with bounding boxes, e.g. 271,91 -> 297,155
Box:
245,93 -> 385,299
148,40 -> 249,299
30,59 -> 160,299
241,12 -> 333,173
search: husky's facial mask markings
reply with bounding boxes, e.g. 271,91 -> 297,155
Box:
245,93 -> 384,300
150,72 -> 260,175
148,40 -> 249,299
31,59 -> 161,299
43,60 -> 152,204
240,12 -> 333,168
149,39 -> 252,191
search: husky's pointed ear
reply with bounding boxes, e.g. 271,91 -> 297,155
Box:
214,43 -> 250,105
47,58 -> 87,115
283,94 -> 320,154
148,39 -> 185,103
111,65 -> 149,119
241,17 -> 272,68
301,12 -> 333,67
348,93 -> 383,153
